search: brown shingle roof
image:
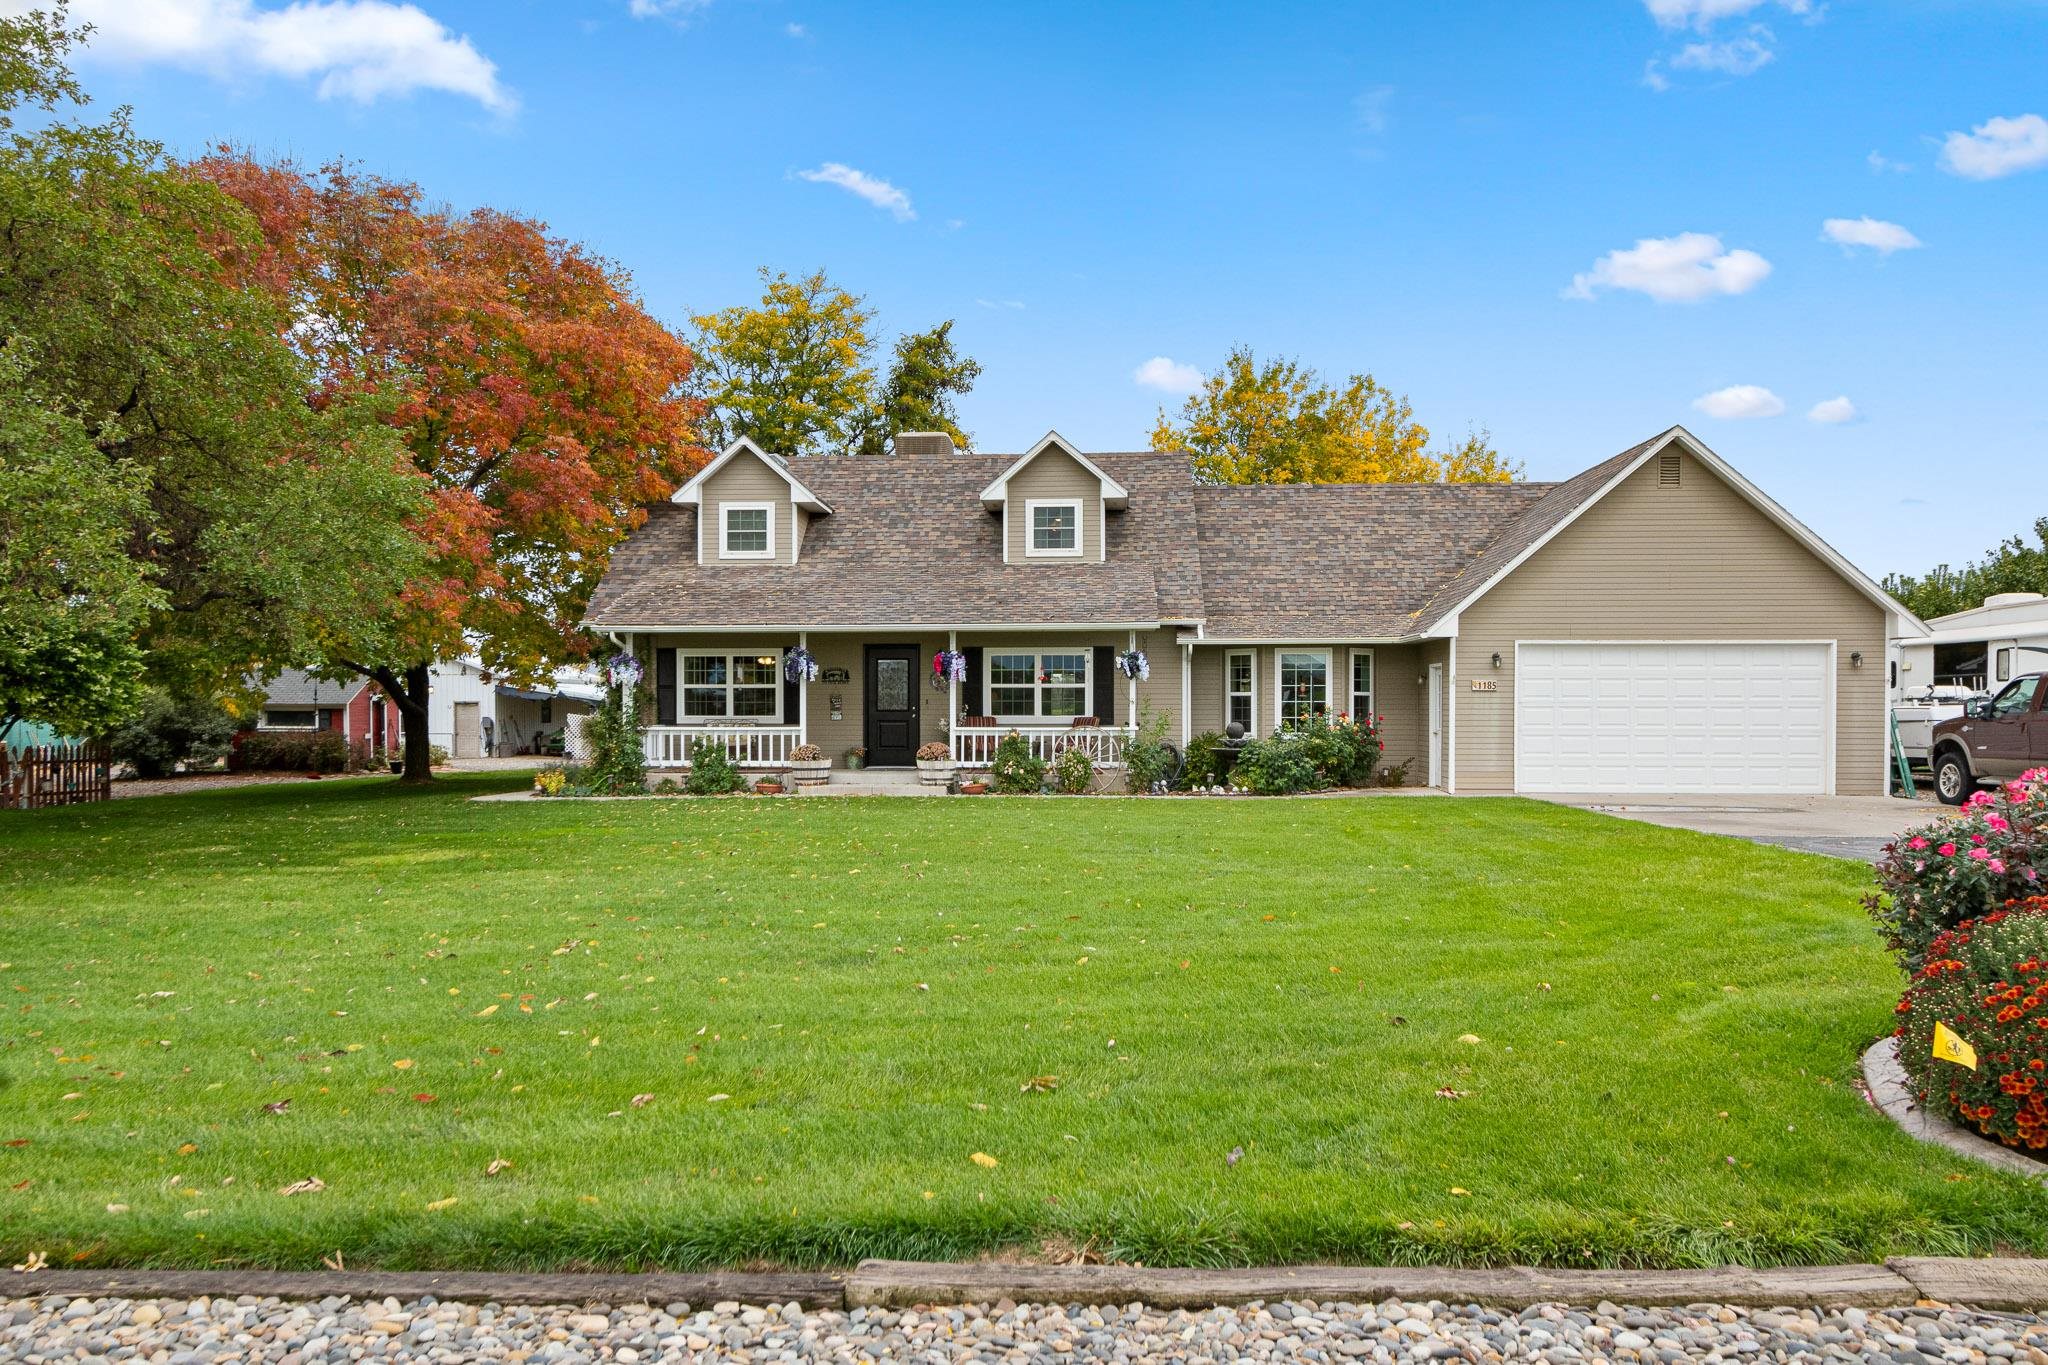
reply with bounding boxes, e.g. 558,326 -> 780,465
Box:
583,435 -> 1667,637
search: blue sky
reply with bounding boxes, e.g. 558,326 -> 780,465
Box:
38,0 -> 2048,577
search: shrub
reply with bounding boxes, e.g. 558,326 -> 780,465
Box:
653,776 -> 681,795
989,730 -> 1046,794
790,744 -> 824,762
916,741 -> 950,762
1378,757 -> 1413,788
580,688 -> 646,795
1231,733 -> 1318,795
685,738 -> 745,795
1867,769 -> 2046,971
1896,897 -> 2048,1154
1053,743 -> 1093,794
108,690 -> 238,778
1181,731 -> 1226,790
1287,711 -> 1383,788
533,767 -> 568,796
232,729 -> 349,773
428,743 -> 450,767
1122,703 -> 1176,794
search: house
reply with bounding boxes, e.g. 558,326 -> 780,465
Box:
251,669 -> 401,752
426,657 -> 600,758
1894,593 -> 2048,698
582,426 -> 1928,795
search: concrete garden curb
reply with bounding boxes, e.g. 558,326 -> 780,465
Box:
8,1257 -> 2048,1312
1862,1037 -> 2048,1182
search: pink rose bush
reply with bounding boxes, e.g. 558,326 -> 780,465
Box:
1867,768 -> 2047,971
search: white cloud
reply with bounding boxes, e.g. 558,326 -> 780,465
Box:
974,298 -> 1025,311
783,21 -> 807,37
1565,232 -> 1772,303
1867,150 -> 1910,174
628,0 -> 713,18
1807,396 -> 1857,424
1938,113 -> 2048,181
1354,84 -> 1394,135
1820,216 -> 1922,254
1693,385 -> 1785,419
18,0 -> 515,111
1133,357 -> 1203,394
1640,60 -> 1671,92
1669,30 -> 1775,75
793,163 -> 915,221
1642,0 -> 1808,30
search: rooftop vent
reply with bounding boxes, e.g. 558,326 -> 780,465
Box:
1983,592 -> 2046,609
893,431 -> 956,458
1657,452 -> 1681,487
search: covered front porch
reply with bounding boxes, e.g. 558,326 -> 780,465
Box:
613,627 -> 1166,774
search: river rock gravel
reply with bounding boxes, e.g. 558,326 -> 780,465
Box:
4,1292 -> 2047,1362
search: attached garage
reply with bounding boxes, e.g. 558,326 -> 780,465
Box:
1514,642 -> 1832,794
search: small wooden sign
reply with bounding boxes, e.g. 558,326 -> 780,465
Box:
822,667 -> 851,684
1469,679 -> 1498,692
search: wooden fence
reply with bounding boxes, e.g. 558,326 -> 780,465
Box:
1,741 -> 112,809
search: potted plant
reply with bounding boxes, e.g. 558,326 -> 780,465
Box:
788,743 -> 830,787
845,745 -> 867,771
754,776 -> 784,795
958,778 -> 988,795
916,740 -> 955,786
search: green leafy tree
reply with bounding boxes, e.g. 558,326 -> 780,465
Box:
1151,345 -> 1521,485
860,320 -> 981,454
1885,518 -> 2048,621
106,689 -> 238,778
0,12 -> 426,723
691,268 -> 878,458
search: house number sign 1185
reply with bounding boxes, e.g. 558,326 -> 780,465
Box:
1469,679 -> 1498,692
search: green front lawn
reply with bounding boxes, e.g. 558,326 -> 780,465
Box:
3,775 -> 2041,1270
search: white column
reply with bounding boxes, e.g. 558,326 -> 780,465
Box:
797,631 -> 809,747
1180,641 -> 1192,745
947,630 -> 959,733
1127,629 -> 1139,728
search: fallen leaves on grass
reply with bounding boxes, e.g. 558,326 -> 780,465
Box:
970,1152 -> 999,1168
391,1059 -> 413,1070
1020,1076 -> 1059,1093
1449,1187 -> 1471,1197
1226,1146 -> 1243,1168
425,1196 -> 457,1211
411,1094 -> 436,1104
176,1143 -> 196,1156
11,1252 -> 46,1273
323,1251 -> 345,1271
261,1099 -> 291,1115
630,1093 -> 655,1108
105,1203 -> 127,1213
485,1158 -> 513,1177
277,1178 -> 325,1196
707,1093 -> 730,1103
1457,1034 -> 1481,1045
1434,1087 -> 1471,1100
475,1005 -> 498,1018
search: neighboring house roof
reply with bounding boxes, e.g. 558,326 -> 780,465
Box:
587,427 -> 1920,640
258,669 -> 367,707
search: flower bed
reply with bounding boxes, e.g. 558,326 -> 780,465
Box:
1895,897 -> 2048,1157
1867,767 -> 2047,971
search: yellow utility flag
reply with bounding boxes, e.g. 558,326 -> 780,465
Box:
1932,1021 -> 1978,1071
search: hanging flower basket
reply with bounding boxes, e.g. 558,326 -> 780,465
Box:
1114,649 -> 1150,681
602,652 -> 643,691
932,649 -> 967,690
783,645 -> 819,684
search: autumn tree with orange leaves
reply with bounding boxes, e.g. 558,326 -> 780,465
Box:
193,156 -> 703,781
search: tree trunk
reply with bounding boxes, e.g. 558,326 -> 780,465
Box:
395,662 -> 434,783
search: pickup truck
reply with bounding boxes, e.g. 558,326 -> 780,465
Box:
1930,671 -> 2048,804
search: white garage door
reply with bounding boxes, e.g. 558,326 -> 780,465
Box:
1516,642 -> 1831,794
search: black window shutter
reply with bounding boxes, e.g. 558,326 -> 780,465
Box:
655,648 -> 677,725
783,660 -> 800,725
963,647 -> 983,717
1092,645 -> 1116,724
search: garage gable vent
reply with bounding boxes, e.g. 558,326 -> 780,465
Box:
1657,452 -> 1681,487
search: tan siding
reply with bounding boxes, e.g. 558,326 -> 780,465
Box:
702,451 -> 796,566
1452,450 -> 1887,794
1004,449 -> 1104,563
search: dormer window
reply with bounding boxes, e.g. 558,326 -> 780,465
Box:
721,503 -> 774,559
1026,500 -> 1082,558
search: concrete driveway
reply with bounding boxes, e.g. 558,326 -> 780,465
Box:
1539,792 -> 1949,862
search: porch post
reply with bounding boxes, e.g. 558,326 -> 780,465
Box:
797,630 -> 809,747
1180,641 -> 1192,745
947,630 -> 958,735
1127,629 -> 1139,729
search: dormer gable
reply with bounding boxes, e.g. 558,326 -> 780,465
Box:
671,438 -> 831,566
978,431 -> 1127,565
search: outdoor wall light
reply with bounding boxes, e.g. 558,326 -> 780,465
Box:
1490,652 -> 1502,668
1850,651 -> 1864,667
755,654 -> 777,667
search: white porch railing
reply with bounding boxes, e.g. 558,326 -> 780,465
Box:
953,725 -> 1134,769
643,725 -> 801,768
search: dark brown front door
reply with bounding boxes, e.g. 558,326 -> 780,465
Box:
865,645 -> 921,766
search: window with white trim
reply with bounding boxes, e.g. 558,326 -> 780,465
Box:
988,650 -> 1089,720
263,709 -> 319,729
720,502 -> 774,559
682,653 -> 780,719
1996,647 -> 2013,684
1026,500 -> 1082,557
1349,650 -> 1374,722
1225,651 -> 1254,733
1277,650 -> 1329,727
